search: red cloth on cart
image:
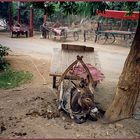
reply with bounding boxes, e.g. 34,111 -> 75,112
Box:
53,28 -> 62,35
69,63 -> 105,82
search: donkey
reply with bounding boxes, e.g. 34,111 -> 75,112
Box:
59,75 -> 105,124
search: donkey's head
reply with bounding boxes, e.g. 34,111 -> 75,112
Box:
71,75 -> 95,112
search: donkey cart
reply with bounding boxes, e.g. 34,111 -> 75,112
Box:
41,25 -> 80,41
11,24 -> 28,38
49,44 -> 105,123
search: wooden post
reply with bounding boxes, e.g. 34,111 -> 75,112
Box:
29,6 -> 33,37
8,3 -> 13,30
18,8 -> 21,24
84,30 -> 86,42
53,76 -> 56,88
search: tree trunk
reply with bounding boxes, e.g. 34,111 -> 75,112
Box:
104,13 -> 140,123
8,2 -> 13,29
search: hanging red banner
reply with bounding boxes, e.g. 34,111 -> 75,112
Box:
97,10 -> 139,20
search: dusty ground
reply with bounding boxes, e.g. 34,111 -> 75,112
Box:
0,32 -> 140,138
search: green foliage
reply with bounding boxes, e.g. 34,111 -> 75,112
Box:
32,2 -> 56,15
107,2 -> 139,16
34,9 -> 44,28
77,2 -> 109,17
107,2 -> 140,12
0,44 -> 11,70
0,44 -> 10,58
0,60 -> 10,70
125,2 -> 140,12
0,2 -> 9,20
0,44 -> 32,89
125,2 -> 140,16
1,1 -> 139,28
77,1 -> 139,18
59,2 -> 78,15
0,69 -> 33,89
107,2 -> 126,11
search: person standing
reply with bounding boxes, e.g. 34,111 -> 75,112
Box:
42,22 -> 47,38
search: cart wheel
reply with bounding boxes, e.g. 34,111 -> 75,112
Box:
11,32 -> 13,38
49,31 -> 53,39
96,34 -> 107,44
61,36 -> 66,42
126,39 -> 132,47
61,30 -> 67,42
106,33 -> 115,44
84,30 -> 89,42
49,31 -> 56,40
90,30 -> 96,41
126,35 -> 134,47
16,33 -> 18,38
17,32 -> 20,38
26,31 -> 28,38
73,32 -> 79,41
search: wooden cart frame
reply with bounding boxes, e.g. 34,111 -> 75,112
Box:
49,44 -> 99,89
11,25 -> 28,38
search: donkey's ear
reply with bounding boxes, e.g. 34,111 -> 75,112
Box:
86,74 -> 95,93
79,78 -> 87,88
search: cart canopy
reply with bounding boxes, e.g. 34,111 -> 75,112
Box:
97,10 -> 139,20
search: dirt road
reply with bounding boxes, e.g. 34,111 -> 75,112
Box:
0,32 -> 129,75
0,32 -> 139,138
